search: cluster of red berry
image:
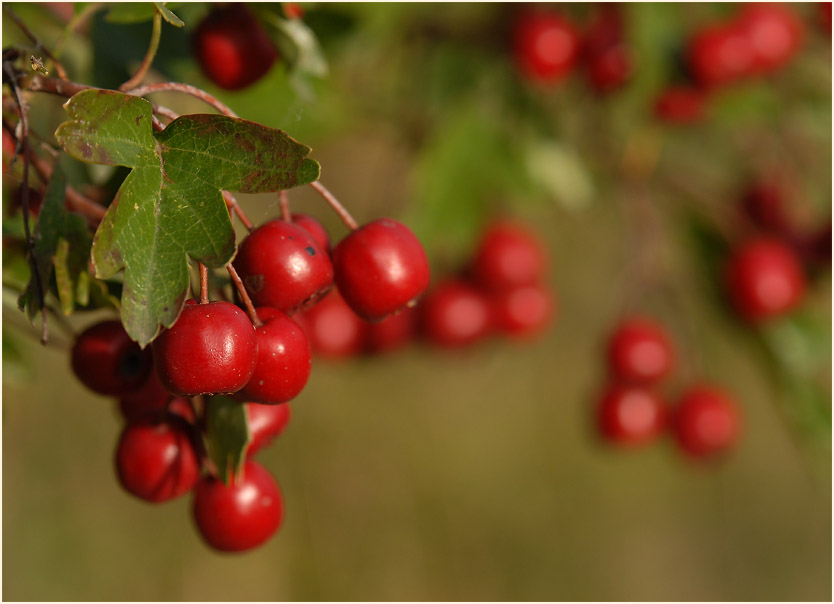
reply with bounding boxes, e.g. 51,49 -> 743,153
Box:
71,319 -> 291,552
597,316 -> 741,461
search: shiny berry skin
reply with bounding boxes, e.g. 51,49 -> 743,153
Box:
470,220 -> 548,292
292,213 -> 332,254
192,460 -> 283,553
687,22 -> 755,87
332,218 -> 430,321
654,86 -> 707,124
725,237 -> 806,322
298,289 -> 365,359
233,219 -> 334,314
606,317 -> 676,385
490,283 -> 556,339
152,301 -> 258,396
72,320 -> 153,396
512,10 -> 580,84
115,413 -> 201,503
738,3 -> 804,75
236,307 -> 311,405
193,4 -> 278,90
673,385 -> 741,459
364,306 -> 417,354
596,385 -> 668,447
245,402 -> 291,457
420,279 -> 493,349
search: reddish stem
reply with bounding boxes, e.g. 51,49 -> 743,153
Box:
199,264 -> 209,304
222,191 -> 253,231
226,264 -> 263,327
309,181 -> 359,230
124,82 -> 238,117
279,190 -> 291,222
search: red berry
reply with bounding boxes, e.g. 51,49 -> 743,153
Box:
725,237 -> 806,322
115,413 -> 201,503
653,86 -> 707,124
192,460 -> 283,553
583,6 -> 632,94
246,402 -> 291,456
298,289 -> 365,359
596,385 -> 668,446
193,4 -> 278,90
292,213 -> 332,254
72,320 -> 153,396
470,220 -> 548,292
741,181 -> 792,236
420,279 -> 493,349
738,3 -> 804,75
512,10 -> 580,84
233,219 -> 334,314
236,307 -> 311,405
364,306 -> 417,354
687,22 -> 755,87
152,301 -> 258,396
490,283 -> 556,339
118,368 -> 172,419
673,385 -> 741,459
606,317 -> 676,385
818,2 -> 832,36
332,218 -> 430,321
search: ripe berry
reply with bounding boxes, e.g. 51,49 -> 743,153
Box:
490,283 -> 556,339
118,368 -> 172,419
596,385 -> 668,447
606,317 -> 675,385
292,213 -> 332,255
297,289 -> 365,359
583,6 -> 632,94
152,301 -> 258,396
115,413 -> 201,503
653,86 -> 707,124
738,3 -> 804,75
192,460 -> 283,553
246,402 -> 291,457
687,22 -> 755,87
512,10 -> 580,84
725,237 -> 806,322
236,307 -> 311,405
420,279 -> 493,349
741,181 -> 793,236
233,219 -> 333,314
72,320 -> 153,396
364,306 -> 417,354
331,218 -> 430,321
470,220 -> 547,292
673,385 -> 741,459
193,3 -> 278,90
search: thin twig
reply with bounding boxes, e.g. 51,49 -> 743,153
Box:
125,82 -> 238,117
226,264 -> 262,327
27,152 -> 107,225
279,190 -> 291,221
119,10 -> 162,91
3,5 -> 69,80
199,263 -> 210,304
309,181 -> 358,230
222,191 -> 253,231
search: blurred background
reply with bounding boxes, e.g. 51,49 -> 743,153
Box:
2,2 -> 832,601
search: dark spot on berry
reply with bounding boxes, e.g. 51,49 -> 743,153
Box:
305,246 -> 316,256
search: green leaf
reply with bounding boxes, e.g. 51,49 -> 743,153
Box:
205,396 -> 250,486
18,166 -> 90,320
152,2 -> 184,27
55,89 -> 320,346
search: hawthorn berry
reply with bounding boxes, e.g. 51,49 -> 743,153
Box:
292,213 -> 332,254
470,220 -> 547,292
118,367 -> 172,420
738,3 -> 804,75
152,301 -> 258,396
364,306 -> 417,354
725,237 -> 806,322
687,22 -> 755,87
71,320 -> 153,396
235,306 -> 311,405
297,288 -> 365,359
596,385 -> 668,447
512,10 -> 580,84
490,283 -> 556,340
246,402 -> 291,457
193,3 -> 278,90
115,412 -> 201,503
672,385 -> 741,459
420,279 -> 493,349
653,86 -> 707,124
192,460 -> 283,553
583,6 -> 632,94
233,219 -> 334,314
606,317 -> 675,385
331,218 -> 430,321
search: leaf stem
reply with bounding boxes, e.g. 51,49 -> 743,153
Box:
309,181 -> 358,230
226,264 -> 263,328
279,190 -> 291,221
3,6 -> 69,80
119,10 -> 162,92
222,191 -> 253,231
199,263 -> 209,304
124,82 -> 238,117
